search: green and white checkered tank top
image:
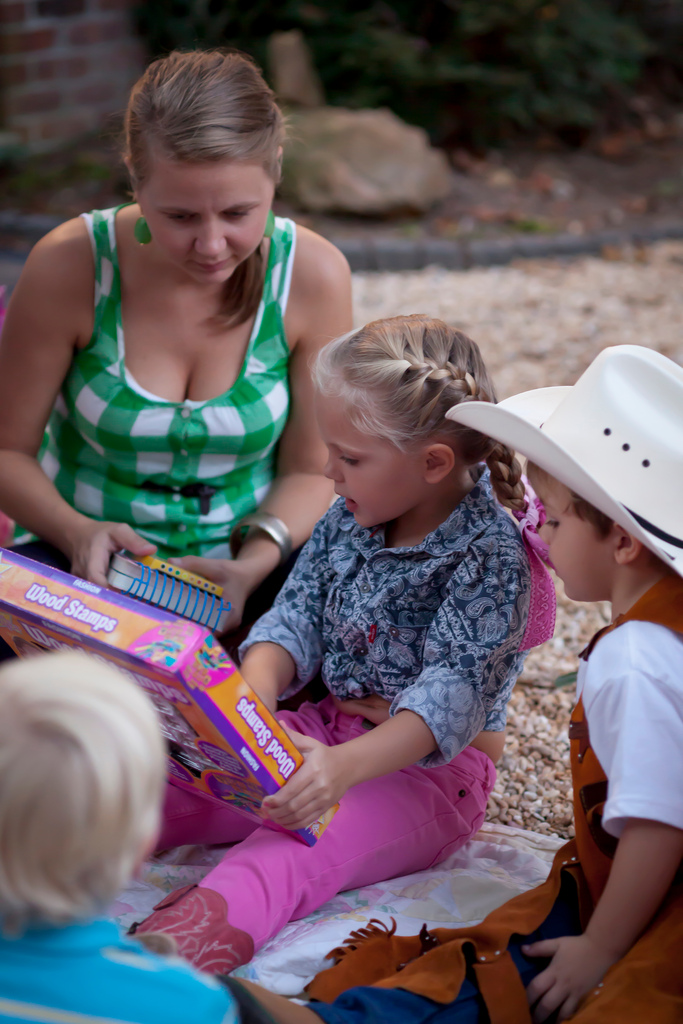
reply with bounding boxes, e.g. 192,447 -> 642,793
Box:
39,205 -> 295,558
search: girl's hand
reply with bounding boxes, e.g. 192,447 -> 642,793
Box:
261,731 -> 349,829
331,693 -> 392,725
68,520 -> 156,587
523,934 -> 619,1022
171,555 -> 253,633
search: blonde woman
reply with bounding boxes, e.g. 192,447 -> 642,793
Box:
0,50 -> 352,633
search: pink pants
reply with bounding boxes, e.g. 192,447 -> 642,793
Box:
158,696 -> 496,951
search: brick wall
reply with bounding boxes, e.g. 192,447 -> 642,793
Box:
0,0 -> 145,151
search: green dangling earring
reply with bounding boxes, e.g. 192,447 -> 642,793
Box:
134,216 -> 152,245
263,209 -> 275,239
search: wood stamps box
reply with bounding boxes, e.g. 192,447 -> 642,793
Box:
0,548 -> 336,845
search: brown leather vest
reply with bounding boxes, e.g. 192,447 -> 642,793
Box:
307,575 -> 683,1022
570,574 -> 683,908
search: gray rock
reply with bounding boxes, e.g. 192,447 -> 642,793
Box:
268,30 -> 325,108
281,107 -> 452,215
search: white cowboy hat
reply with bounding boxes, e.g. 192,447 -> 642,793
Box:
445,345 -> 683,578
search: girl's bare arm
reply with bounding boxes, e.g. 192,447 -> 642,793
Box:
334,694 -> 506,762
238,641 -> 298,713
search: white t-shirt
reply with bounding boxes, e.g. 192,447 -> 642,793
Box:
577,620 -> 683,838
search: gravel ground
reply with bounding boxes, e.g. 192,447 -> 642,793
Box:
491,583 -> 610,840
351,241 -> 683,838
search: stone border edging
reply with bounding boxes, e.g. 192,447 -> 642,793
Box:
0,211 -> 66,240
332,222 -> 683,271
3,210 -> 683,272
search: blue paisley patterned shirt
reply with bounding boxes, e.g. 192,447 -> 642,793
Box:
240,469 -> 531,766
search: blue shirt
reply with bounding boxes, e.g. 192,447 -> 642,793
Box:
0,918 -> 238,1024
241,469 -> 530,766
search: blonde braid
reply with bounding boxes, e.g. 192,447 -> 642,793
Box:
314,317 -> 512,501
411,361 -> 479,427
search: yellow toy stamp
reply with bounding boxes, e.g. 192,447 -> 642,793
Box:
139,555 -> 224,596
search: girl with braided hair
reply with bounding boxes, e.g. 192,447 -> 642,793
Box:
133,314 -> 554,973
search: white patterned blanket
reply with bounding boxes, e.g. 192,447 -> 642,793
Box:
112,823 -> 563,996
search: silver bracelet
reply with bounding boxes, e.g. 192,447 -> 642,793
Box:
229,513 -> 293,565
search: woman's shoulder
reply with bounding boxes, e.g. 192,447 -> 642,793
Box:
288,223 -> 351,301
282,222 -> 353,352
27,215 -> 92,273
12,216 -> 94,317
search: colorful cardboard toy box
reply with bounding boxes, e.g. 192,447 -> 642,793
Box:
0,548 -> 336,845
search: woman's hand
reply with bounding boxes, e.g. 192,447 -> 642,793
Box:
261,731 -> 350,830
68,520 -> 156,587
523,934 -> 618,1022
331,692 -> 392,725
171,555 -> 255,633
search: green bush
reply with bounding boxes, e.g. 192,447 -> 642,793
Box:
621,0 -> 683,96
136,0 -> 652,145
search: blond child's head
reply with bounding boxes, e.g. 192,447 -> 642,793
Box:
314,314 -> 526,512
0,651 -> 165,933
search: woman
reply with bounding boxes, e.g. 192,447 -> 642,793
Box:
0,49 -> 352,631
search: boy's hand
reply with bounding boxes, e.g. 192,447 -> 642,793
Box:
523,934 -> 619,1022
261,731 -> 349,829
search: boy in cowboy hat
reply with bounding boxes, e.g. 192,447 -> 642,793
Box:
225,344 -> 683,1023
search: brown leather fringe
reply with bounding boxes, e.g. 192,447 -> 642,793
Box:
326,918 -> 398,965
397,924 -> 440,971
